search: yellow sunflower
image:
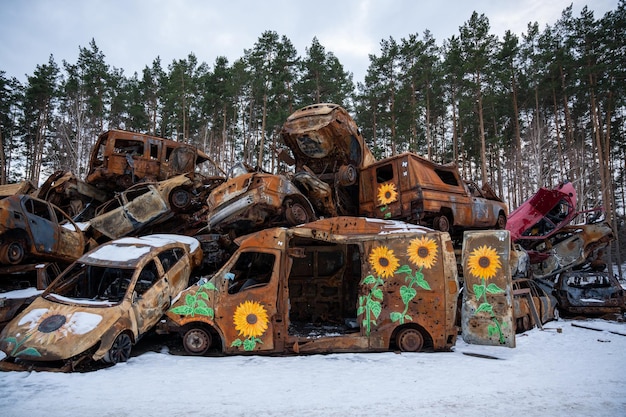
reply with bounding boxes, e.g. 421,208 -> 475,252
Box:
369,245 -> 400,279
233,300 -> 269,338
407,236 -> 438,269
19,306 -> 74,345
377,183 -> 398,205
467,245 -> 502,280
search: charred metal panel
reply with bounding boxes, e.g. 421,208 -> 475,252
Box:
461,230 -> 515,347
555,271 -> 626,316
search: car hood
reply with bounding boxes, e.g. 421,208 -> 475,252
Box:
0,296 -> 126,362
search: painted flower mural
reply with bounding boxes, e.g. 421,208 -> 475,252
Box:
377,183 -> 398,219
467,244 -> 507,343
231,300 -> 269,351
407,236 -> 438,269
368,245 -> 400,279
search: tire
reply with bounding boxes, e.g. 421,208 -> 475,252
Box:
496,213 -> 507,229
170,187 -> 192,211
103,333 -> 132,364
434,215 -> 450,233
285,198 -> 313,226
395,328 -> 425,352
182,327 -> 212,355
1,240 -> 26,265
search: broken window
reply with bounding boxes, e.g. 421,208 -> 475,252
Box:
227,251 -> 275,294
113,139 -> 144,156
45,264 -> 133,303
136,260 -> 158,295
25,198 -> 52,221
376,164 -> 394,183
158,248 -> 184,273
434,169 -> 459,186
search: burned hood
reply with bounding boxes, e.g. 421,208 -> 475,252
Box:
0,296 -> 124,362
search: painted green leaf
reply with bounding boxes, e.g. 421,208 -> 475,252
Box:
380,205 -> 387,212
390,311 -> 403,323
384,212 -> 391,219
17,347 -> 41,357
486,283 -> 505,294
473,283 -> 485,300
369,300 -> 382,319
185,293 -> 196,306
400,285 -> 417,304
488,324 -> 497,337
371,288 -> 383,301
202,282 -> 217,291
416,277 -> 432,291
3,336 -> 17,345
170,305 -> 194,316
243,338 -> 256,351
231,338 -> 242,347
363,275 -> 376,285
357,305 -> 365,316
404,314 -> 413,322
195,299 -> 208,309
395,265 -> 413,276
194,307 -> 214,317
197,291 -> 209,300
475,302 -> 493,314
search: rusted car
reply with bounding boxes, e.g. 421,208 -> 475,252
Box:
0,263 -> 64,330
206,164 -> 316,236
86,129 -> 222,191
0,234 -> 202,371
88,174 -> 199,240
158,217 -> 459,355
512,278 -> 558,332
526,222 -> 614,279
0,195 -> 86,265
359,153 -> 508,235
506,182 -> 577,244
553,271 -> 626,317
281,103 -> 376,216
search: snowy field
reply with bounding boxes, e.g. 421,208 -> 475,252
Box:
0,318 -> 624,417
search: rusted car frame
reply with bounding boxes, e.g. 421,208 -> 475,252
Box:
554,271 -> 626,316
86,129 -> 220,191
88,174 -> 197,240
0,234 -> 202,371
159,217 -> 459,356
359,153 -> 508,234
0,195 -> 85,265
206,166 -> 316,236
512,278 -> 558,332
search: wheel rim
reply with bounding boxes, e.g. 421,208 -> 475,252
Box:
396,328 -> 424,352
6,241 -> 25,264
183,328 -> 211,355
170,188 -> 192,210
437,216 -> 450,233
497,214 -> 507,229
106,333 -> 132,364
286,201 -> 311,225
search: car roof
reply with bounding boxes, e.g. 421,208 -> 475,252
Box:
79,235 -> 191,268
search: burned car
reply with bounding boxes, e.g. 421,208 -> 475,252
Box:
554,271 -> 626,317
206,164 -> 316,236
512,278 -> 558,332
507,182 -> 577,244
0,195 -> 86,265
88,174 -> 200,241
86,129 -> 221,191
0,234 -> 202,371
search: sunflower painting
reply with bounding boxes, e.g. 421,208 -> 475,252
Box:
377,183 -> 397,219
407,236 -> 438,270
466,244 -> 507,344
368,245 -> 400,279
231,300 -> 269,351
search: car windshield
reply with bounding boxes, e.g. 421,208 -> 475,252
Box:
45,263 -> 135,304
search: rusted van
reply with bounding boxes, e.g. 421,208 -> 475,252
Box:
86,129 -> 217,191
159,217 -> 459,355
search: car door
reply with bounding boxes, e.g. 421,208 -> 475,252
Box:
131,258 -> 171,336
51,206 -> 85,260
22,197 -> 56,254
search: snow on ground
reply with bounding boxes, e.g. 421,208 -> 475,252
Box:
0,318 -> 624,417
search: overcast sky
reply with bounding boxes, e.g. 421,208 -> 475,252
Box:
1,0 -> 619,85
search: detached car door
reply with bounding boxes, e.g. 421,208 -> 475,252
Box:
22,197 -> 57,254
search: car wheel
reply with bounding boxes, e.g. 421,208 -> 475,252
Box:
170,187 -> 192,211
496,213 -> 507,229
395,328 -> 424,352
1,240 -> 25,265
285,199 -> 313,226
182,327 -> 212,355
104,333 -> 132,364
434,215 -> 450,233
